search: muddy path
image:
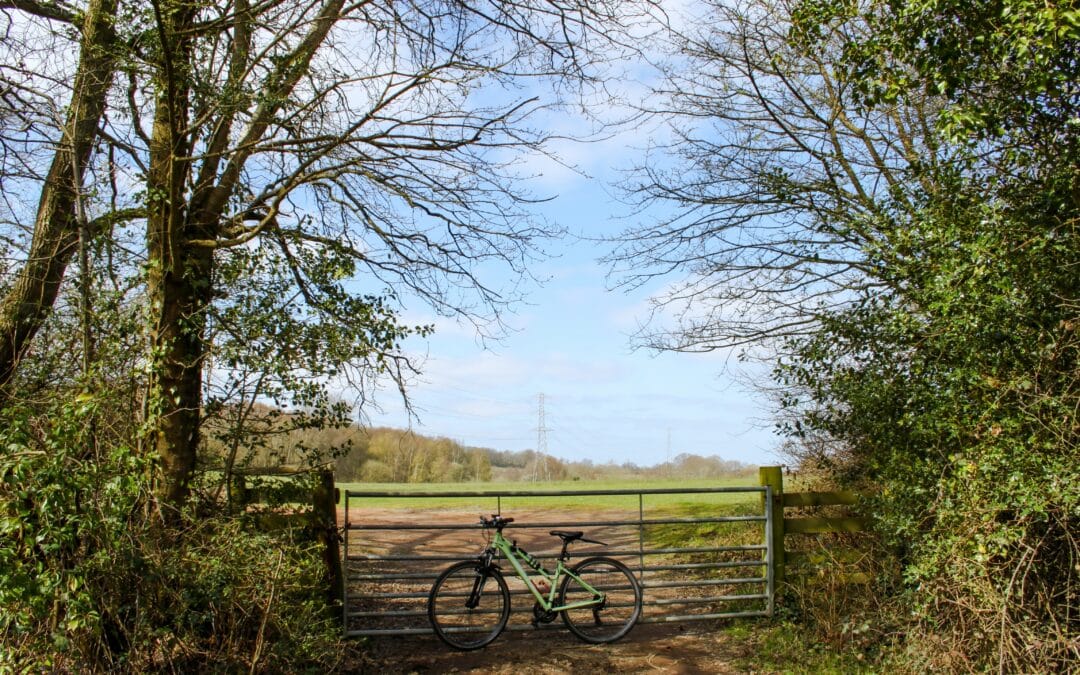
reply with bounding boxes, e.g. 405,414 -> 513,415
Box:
355,620 -> 761,674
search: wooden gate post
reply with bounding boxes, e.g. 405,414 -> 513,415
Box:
759,466 -> 786,583
313,469 -> 343,608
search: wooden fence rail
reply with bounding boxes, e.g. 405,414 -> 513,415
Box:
759,466 -> 867,583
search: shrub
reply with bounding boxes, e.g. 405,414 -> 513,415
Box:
0,395 -> 344,672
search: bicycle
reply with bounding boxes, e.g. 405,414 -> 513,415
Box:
427,514 -> 643,650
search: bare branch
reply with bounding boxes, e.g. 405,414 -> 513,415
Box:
0,0 -> 76,23
606,0 -> 948,353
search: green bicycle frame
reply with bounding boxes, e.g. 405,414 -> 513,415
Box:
487,529 -> 604,613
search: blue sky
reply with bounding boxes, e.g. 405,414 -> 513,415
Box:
362,127 -> 786,468
351,5 -> 788,468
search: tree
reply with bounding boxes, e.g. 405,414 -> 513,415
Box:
780,1 -> 1080,669
609,0 -> 1078,668
0,0 -> 125,393
606,0 -> 949,353
0,0 -> 650,514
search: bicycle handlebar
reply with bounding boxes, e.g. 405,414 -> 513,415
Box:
480,514 -> 514,530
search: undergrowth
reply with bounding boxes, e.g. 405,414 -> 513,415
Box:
0,397 -> 346,672
727,618 -> 879,673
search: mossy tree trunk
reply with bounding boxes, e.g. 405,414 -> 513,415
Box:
144,0 -> 345,513
144,0 -> 204,512
0,0 -> 119,395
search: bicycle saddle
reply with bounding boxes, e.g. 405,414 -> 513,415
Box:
549,530 -> 606,545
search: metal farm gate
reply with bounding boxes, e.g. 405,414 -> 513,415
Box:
342,486 -> 774,638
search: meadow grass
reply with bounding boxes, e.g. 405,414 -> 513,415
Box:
336,476 -> 760,512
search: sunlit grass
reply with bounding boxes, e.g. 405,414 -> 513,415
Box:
336,476 -> 760,511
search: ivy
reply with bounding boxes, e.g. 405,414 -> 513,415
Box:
780,0 -> 1080,668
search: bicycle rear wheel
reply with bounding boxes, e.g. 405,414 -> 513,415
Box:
559,556 -> 642,643
428,561 -> 510,650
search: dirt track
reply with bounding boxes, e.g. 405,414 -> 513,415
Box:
357,620 -> 760,674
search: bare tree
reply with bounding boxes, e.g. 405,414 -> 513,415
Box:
606,0 -> 949,354
0,0 -> 123,392
0,0 -> 653,512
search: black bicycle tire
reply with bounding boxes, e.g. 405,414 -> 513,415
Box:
558,556 -> 642,644
428,560 -> 510,650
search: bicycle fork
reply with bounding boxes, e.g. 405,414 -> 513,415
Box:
466,572 -> 486,609
466,550 -> 498,609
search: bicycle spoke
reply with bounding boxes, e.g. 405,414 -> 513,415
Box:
559,557 -> 642,644
428,562 -> 510,650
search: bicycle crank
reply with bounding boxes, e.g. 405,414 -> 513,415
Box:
531,602 -> 558,626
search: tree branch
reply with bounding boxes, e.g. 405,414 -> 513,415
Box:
0,0 -> 76,23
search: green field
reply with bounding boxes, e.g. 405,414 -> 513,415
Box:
336,476 -> 761,512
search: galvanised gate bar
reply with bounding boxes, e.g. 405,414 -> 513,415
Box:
342,486 -> 775,638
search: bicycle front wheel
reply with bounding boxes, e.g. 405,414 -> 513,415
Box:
559,556 -> 642,643
428,561 -> 510,650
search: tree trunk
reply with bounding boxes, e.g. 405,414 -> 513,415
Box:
0,0 -> 118,395
144,0 -> 346,514
145,0 -> 207,513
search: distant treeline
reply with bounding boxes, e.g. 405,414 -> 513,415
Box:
483,447 -> 754,483
207,419 -> 753,483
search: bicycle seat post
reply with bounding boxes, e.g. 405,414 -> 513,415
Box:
558,539 -> 571,561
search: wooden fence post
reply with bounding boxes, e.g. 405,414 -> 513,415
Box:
759,466 -> 786,584
229,472 -> 249,509
313,469 -> 343,608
